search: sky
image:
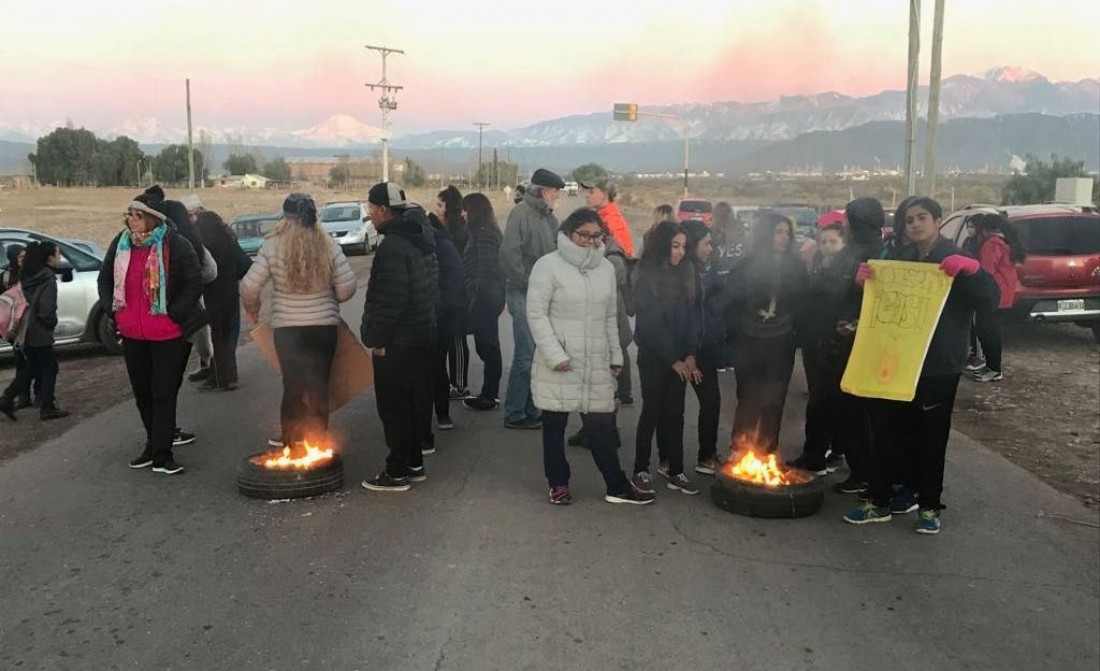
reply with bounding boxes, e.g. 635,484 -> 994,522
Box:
1,0 -> 1098,134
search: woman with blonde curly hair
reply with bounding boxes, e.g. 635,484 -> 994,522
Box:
240,193 -> 357,447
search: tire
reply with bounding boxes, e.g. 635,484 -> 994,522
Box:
96,312 -> 124,355
236,452 -> 344,500
710,472 -> 825,518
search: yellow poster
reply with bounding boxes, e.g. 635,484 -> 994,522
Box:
840,260 -> 954,401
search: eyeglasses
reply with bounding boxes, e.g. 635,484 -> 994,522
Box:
125,210 -> 143,219
572,231 -> 603,242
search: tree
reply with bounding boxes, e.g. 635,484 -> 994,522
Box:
329,164 -> 350,186
404,157 -> 426,187
34,127 -> 99,185
153,144 -> 203,184
477,160 -> 519,189
198,129 -> 215,181
572,163 -> 609,185
1002,154 -> 1090,205
94,136 -> 145,186
264,157 -> 292,182
223,153 -> 258,175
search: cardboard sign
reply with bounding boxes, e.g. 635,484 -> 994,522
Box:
841,260 -> 954,402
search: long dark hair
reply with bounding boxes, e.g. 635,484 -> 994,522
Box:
750,210 -> 795,255
742,211 -> 802,308
21,241 -> 57,277
438,185 -> 464,228
973,212 -> 1026,263
195,211 -> 235,261
461,192 -> 498,236
636,221 -> 695,301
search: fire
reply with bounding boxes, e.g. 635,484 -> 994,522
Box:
723,446 -> 811,487
254,442 -> 334,470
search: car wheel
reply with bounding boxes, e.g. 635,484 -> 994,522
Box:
97,312 -> 124,355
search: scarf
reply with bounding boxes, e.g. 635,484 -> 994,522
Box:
113,224 -> 169,315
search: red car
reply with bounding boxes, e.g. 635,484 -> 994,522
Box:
677,199 -> 713,226
939,204 -> 1100,342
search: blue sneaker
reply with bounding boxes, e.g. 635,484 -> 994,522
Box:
889,487 -> 919,514
915,508 -> 941,534
843,501 -> 893,525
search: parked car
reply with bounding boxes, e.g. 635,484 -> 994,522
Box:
564,181 -> 580,197
321,201 -> 376,255
939,203 -> 1100,342
677,199 -> 713,226
0,228 -> 122,355
770,205 -> 820,245
232,213 -> 281,256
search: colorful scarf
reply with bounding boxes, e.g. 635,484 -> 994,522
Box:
113,224 -> 169,315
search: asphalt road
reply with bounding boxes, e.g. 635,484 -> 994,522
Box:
1,211 -> 1098,670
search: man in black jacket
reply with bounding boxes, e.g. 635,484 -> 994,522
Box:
360,182 -> 439,492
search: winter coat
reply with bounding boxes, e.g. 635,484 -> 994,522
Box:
728,251 -> 809,340
201,226 -> 253,317
500,191 -> 558,293
98,225 -> 206,340
462,225 -> 505,327
239,233 -> 356,329
890,236 -> 1000,377
634,268 -> 701,368
978,235 -> 1017,310
604,236 -> 634,345
800,251 -> 852,346
597,201 -> 635,257
20,267 -> 58,347
694,259 -> 729,351
711,225 -> 748,273
430,220 -> 467,340
361,207 -> 439,349
527,232 -> 623,414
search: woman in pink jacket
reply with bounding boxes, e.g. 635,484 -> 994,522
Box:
971,213 -> 1026,382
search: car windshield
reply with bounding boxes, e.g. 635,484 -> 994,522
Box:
322,206 -> 361,223
234,217 -> 279,239
679,201 -> 712,214
1015,216 -> 1100,256
774,207 -> 818,228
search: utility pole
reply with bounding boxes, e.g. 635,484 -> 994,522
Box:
493,148 -> 499,191
923,0 -> 946,197
904,0 -> 922,196
365,45 -> 404,183
473,122 -> 490,192
186,78 -> 195,190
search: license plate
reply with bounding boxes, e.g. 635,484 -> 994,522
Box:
1057,299 -> 1085,312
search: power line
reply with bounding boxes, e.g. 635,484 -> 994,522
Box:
365,45 -> 404,183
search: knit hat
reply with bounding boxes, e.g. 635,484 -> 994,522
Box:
367,182 -> 408,209
816,210 -> 845,229
282,193 -> 318,227
180,194 -> 205,213
578,177 -> 616,201
129,185 -> 167,221
530,168 -> 565,190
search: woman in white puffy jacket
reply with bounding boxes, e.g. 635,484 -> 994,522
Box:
527,209 -> 655,507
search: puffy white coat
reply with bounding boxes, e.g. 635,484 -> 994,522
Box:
527,233 -> 623,413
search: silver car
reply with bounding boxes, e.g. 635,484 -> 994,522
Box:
0,228 -> 122,356
320,201 -> 377,255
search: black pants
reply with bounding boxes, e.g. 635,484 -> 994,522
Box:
374,345 -> 431,477
274,325 -> 337,446
634,350 -> 687,476
426,341 -> 451,443
802,340 -> 849,464
542,411 -> 631,495
447,334 -> 469,392
123,337 -> 191,465
3,344 -> 57,410
868,374 -> 960,511
691,344 -> 722,462
836,392 -> 872,482
470,320 -> 502,400
208,304 -> 240,387
973,309 -> 1006,373
732,334 -> 796,453
617,342 -> 633,399
8,347 -> 39,403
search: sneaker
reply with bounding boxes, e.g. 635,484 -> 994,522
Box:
667,473 -> 700,495
0,398 -> 17,421
915,508 -> 942,535
889,487 -> 919,514
716,367 -> 728,373
632,471 -> 655,494
549,485 -> 572,505
825,453 -> 845,473
567,429 -> 586,447
504,417 -> 542,430
152,460 -> 185,475
129,453 -> 153,469
13,396 -> 32,411
172,429 -> 196,447
657,462 -> 670,480
971,366 -> 1003,383
605,486 -> 656,505
40,407 -> 71,421
198,380 -> 220,392
695,457 -> 721,476
408,466 -> 427,483
463,396 -> 500,411
615,394 -> 634,406
834,477 -> 867,495
449,386 -> 471,401
361,471 -> 411,492
187,367 -> 211,382
842,501 -> 892,525
268,436 -> 284,448
964,354 -> 986,372
421,443 -> 437,456
437,415 -> 455,430
786,454 -> 827,476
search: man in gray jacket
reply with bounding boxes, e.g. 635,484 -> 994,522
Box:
500,168 -> 564,429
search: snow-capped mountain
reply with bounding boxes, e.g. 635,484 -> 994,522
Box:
293,114 -> 383,146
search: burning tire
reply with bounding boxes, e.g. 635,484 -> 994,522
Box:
236,449 -> 344,500
709,449 -> 825,518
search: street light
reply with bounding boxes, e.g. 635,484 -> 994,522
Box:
613,103 -> 690,197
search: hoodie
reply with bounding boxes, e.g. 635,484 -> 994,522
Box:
361,206 -> 439,348
429,216 -> 467,340
20,267 -> 58,347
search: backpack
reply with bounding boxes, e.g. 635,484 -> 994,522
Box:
0,283 -> 30,344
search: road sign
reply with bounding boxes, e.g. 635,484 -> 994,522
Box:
613,103 -> 638,122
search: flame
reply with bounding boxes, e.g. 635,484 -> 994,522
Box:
722,445 -> 810,487
258,442 -> 334,470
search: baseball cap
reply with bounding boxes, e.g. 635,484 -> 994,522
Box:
367,182 -> 408,208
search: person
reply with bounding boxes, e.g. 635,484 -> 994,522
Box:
460,193 -> 506,411
97,187 -> 205,474
581,177 -> 635,257
159,197 -> 216,386
500,168 -> 565,430
710,202 -> 746,372
527,208 -> 654,506
787,221 -> 849,475
844,197 -> 999,534
969,212 -> 1025,383
682,220 -> 725,475
434,185 -> 472,400
360,183 -> 438,492
644,204 -> 675,248
727,211 -> 809,455
2,244 -> 37,411
800,210 -> 845,271
1,242 -> 69,421
424,207 -> 466,448
632,221 -> 702,496
195,211 -> 252,391
2,244 -> 25,289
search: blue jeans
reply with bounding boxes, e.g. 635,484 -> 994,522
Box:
503,290 -> 539,423
542,411 -> 631,495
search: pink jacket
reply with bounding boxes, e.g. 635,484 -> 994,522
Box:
979,235 -> 1017,310
115,245 -> 184,341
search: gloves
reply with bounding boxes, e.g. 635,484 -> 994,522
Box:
855,263 -> 874,287
940,254 -> 980,278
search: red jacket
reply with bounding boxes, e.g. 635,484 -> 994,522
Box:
115,245 -> 184,341
598,202 -> 635,258
979,235 -> 1016,310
